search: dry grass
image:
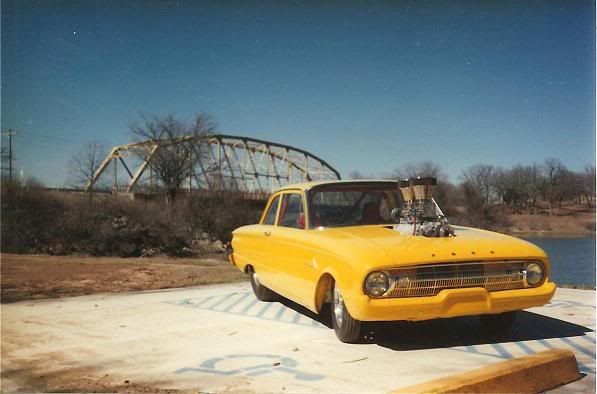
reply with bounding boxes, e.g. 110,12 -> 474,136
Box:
507,204 -> 595,236
0,253 -> 247,303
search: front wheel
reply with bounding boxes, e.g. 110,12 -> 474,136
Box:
331,283 -> 362,343
249,268 -> 277,302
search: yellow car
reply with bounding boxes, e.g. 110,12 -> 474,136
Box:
229,179 -> 556,343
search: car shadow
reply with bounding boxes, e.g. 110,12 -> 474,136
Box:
362,311 -> 594,351
275,297 -> 334,328
276,296 -> 593,350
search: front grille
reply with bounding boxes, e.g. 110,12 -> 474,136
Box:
386,261 -> 526,298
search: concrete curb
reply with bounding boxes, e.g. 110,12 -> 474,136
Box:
392,348 -> 581,393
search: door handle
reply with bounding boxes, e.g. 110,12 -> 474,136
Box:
264,231 -> 271,236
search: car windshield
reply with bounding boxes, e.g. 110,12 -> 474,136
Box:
308,183 -> 403,228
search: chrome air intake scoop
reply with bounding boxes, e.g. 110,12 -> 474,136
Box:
393,177 -> 454,237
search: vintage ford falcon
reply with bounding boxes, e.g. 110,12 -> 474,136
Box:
229,179 -> 556,343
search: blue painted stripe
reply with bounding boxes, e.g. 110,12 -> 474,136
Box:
578,335 -> 596,345
207,296 -> 230,310
256,302 -> 273,317
559,337 -> 596,359
491,343 -> 513,359
291,312 -> 302,324
576,361 -> 592,374
193,296 -> 214,307
536,339 -> 555,349
515,341 -> 535,355
465,345 -> 479,354
273,304 -> 287,321
222,293 -> 250,312
239,298 -> 260,314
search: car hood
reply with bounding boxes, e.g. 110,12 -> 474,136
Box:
313,225 -> 547,269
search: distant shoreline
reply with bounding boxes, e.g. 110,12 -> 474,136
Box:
557,284 -> 596,290
510,231 -> 595,239
504,212 -> 595,239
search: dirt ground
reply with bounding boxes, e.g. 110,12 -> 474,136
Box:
0,253 -> 247,303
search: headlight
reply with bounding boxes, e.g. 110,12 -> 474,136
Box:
365,271 -> 389,297
525,262 -> 544,286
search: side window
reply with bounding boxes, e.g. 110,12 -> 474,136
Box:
262,195 -> 280,225
278,193 -> 305,229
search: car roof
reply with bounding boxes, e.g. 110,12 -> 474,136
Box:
273,179 -> 398,193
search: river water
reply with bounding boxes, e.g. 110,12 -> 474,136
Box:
523,237 -> 596,288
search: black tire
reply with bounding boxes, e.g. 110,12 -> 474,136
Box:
331,283 -> 362,343
479,311 -> 517,335
249,268 -> 277,302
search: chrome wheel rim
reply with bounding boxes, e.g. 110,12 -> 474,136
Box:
333,287 -> 344,327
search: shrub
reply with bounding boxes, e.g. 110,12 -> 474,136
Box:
1,184 -> 262,257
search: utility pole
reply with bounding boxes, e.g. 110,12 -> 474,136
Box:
2,129 -> 17,183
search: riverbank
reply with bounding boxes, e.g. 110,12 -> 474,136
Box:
558,284 -> 595,290
505,209 -> 595,237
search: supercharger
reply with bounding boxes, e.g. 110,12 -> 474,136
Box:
392,177 -> 455,237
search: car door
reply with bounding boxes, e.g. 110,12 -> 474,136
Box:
250,193 -> 281,288
270,191 -> 318,306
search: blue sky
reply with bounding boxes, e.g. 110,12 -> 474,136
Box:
2,0 -> 595,186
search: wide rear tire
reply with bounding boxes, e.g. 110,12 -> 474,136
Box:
331,283 -> 362,343
249,268 -> 277,302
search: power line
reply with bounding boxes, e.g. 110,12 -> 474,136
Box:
2,129 -> 17,183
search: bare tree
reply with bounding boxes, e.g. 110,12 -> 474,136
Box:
67,141 -> 107,202
522,163 -> 542,213
561,169 -> 585,205
490,167 -> 509,206
582,165 -> 596,207
495,164 -> 543,213
130,113 -> 216,205
541,158 -> 565,215
392,161 -> 445,180
461,164 -> 495,205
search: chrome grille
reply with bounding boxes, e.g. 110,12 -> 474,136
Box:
387,261 -> 526,298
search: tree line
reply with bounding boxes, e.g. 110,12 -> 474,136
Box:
350,159 -> 596,217
460,160 -> 595,214
12,111 -> 595,216
1,111 -> 595,256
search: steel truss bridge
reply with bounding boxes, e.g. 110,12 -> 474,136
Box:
89,134 -> 341,198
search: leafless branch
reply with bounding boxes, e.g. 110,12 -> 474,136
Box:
67,141 -> 108,201
129,113 -> 217,204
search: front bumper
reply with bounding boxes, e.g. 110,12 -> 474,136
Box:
346,281 -> 556,321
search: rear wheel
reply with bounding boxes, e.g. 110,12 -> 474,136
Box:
249,268 -> 277,301
331,283 -> 362,343
479,311 -> 517,334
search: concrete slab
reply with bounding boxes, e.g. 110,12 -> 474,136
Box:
2,285 -> 595,393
